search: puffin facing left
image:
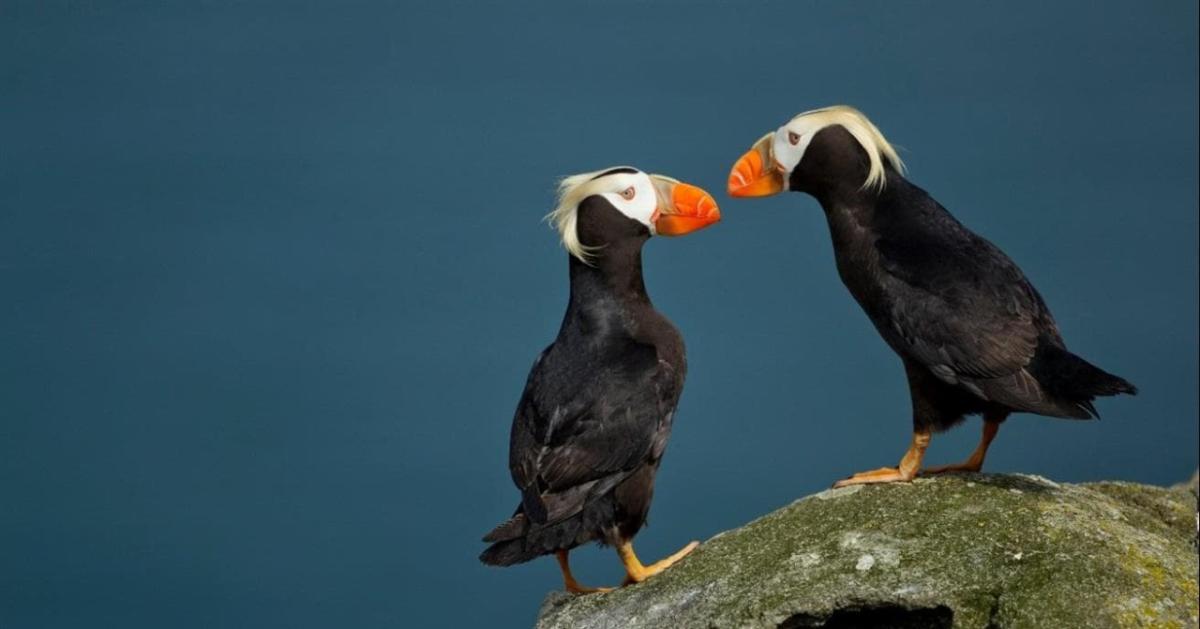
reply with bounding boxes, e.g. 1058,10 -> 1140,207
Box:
480,167 -> 720,594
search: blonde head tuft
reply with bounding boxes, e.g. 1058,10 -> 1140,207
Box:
545,166 -> 639,263
789,105 -> 905,190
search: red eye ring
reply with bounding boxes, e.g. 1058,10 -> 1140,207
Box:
787,131 -> 801,146
620,186 -> 636,200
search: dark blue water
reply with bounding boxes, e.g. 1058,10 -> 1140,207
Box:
2,1 -> 1196,627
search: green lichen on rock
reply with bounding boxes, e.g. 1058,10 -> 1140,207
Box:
536,473 -> 1199,629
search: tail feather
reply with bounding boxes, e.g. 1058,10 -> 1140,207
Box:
1029,344 -> 1136,418
1076,398 -> 1101,420
480,493 -> 615,567
482,513 -> 528,543
479,538 -> 531,567
479,510 -> 589,567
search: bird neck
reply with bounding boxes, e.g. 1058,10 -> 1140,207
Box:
814,168 -> 912,240
563,238 -> 653,334
810,166 -> 893,210
567,238 -> 650,303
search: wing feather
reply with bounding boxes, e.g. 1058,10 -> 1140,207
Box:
875,211 -> 1045,388
507,347 -> 679,526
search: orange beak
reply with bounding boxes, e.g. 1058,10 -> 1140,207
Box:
727,132 -> 784,198
651,177 -> 721,236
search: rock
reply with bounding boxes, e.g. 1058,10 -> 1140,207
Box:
1172,469 -> 1198,498
536,474 -> 1199,629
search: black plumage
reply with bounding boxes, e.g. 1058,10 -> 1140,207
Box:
481,195 -> 687,570
730,112 -> 1136,483
795,125 -> 1135,430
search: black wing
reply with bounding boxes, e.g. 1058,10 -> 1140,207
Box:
874,204 -> 1047,387
508,346 -> 678,526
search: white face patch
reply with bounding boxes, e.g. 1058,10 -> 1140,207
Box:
596,171 -> 659,233
771,119 -> 821,175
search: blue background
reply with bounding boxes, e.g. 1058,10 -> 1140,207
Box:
2,1 -> 1196,627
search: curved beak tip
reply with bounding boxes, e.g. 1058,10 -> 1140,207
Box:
655,183 -> 720,237
728,144 -> 784,198
727,174 -> 750,198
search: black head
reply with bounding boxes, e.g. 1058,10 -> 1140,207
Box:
728,105 -> 905,202
786,125 -> 875,196
547,167 -> 720,264
575,189 -> 653,251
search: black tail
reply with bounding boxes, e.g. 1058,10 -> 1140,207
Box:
479,538 -> 532,567
479,511 -> 533,567
479,504 -> 599,567
1031,344 -> 1137,418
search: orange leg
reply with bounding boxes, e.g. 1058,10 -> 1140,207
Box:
833,429 -> 931,488
555,550 -> 612,595
924,418 -> 1002,475
616,540 -> 699,585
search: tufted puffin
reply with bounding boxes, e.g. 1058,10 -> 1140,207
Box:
728,106 -> 1136,487
480,167 -> 720,592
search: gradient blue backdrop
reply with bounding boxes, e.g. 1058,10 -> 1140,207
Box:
2,1 -> 1197,627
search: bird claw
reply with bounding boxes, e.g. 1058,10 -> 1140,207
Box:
622,540 -> 699,584
833,466 -> 916,488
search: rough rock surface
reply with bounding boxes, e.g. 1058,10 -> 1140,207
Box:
536,474 -> 1199,629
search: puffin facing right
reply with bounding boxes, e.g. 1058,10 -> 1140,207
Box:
728,106 -> 1137,487
481,167 -> 719,593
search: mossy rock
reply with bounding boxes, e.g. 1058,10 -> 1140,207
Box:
536,474 -> 1199,629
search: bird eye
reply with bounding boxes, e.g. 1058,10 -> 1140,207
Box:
787,131 -> 801,146
620,186 -> 636,200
